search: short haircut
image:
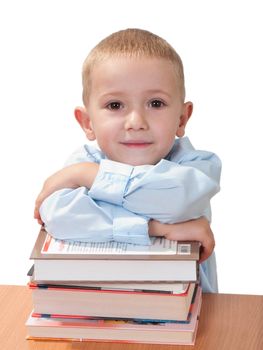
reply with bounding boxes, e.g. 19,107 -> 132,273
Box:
82,28 -> 185,105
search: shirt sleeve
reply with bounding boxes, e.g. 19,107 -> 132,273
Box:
88,152 -> 221,223
39,187 -> 151,245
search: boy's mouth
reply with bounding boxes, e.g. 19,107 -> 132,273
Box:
120,141 -> 153,148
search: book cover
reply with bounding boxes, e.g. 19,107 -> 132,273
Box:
31,227 -> 200,260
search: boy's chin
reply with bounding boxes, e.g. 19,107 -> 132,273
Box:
108,156 -> 157,167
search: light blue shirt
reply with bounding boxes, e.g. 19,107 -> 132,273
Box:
40,137 -> 221,292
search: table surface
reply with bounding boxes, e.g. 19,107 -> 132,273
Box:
0,285 -> 263,350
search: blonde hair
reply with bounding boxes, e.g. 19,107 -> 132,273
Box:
82,28 -> 185,105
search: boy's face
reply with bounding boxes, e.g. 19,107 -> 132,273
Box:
76,57 -> 192,166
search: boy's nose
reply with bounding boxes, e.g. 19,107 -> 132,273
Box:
125,110 -> 149,130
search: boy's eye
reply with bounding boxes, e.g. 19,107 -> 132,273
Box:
107,102 -> 122,110
149,99 -> 165,108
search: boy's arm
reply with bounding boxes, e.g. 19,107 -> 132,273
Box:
89,154 -> 221,223
34,162 -> 99,224
35,163 -> 151,246
149,217 -> 215,262
34,160 -> 216,259
37,177 -> 214,260
35,151 -> 221,225
39,188 -> 151,245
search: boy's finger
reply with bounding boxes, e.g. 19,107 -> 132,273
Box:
34,205 -> 39,219
34,205 -> 43,225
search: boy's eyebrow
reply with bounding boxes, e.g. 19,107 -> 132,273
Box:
99,89 -> 172,99
145,89 -> 172,98
99,91 -> 126,99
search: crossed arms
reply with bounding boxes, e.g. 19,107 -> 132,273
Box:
35,141 -> 221,262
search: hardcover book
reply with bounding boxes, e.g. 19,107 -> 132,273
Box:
29,282 -> 197,322
30,228 -> 200,282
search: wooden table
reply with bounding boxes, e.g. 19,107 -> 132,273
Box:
0,285 -> 262,350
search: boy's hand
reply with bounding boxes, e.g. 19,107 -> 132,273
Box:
148,217 -> 215,263
34,162 -> 99,225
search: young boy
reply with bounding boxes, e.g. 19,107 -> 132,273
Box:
34,29 -> 221,292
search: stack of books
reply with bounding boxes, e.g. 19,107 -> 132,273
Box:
26,227 -> 201,345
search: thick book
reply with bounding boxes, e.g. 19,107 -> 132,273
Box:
30,228 -> 200,282
26,286 -> 202,345
29,282 -> 197,322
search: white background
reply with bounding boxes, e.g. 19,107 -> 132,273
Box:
0,0 -> 262,295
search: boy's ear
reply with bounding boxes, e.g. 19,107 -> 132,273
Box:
176,102 -> 193,138
74,107 -> 96,141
